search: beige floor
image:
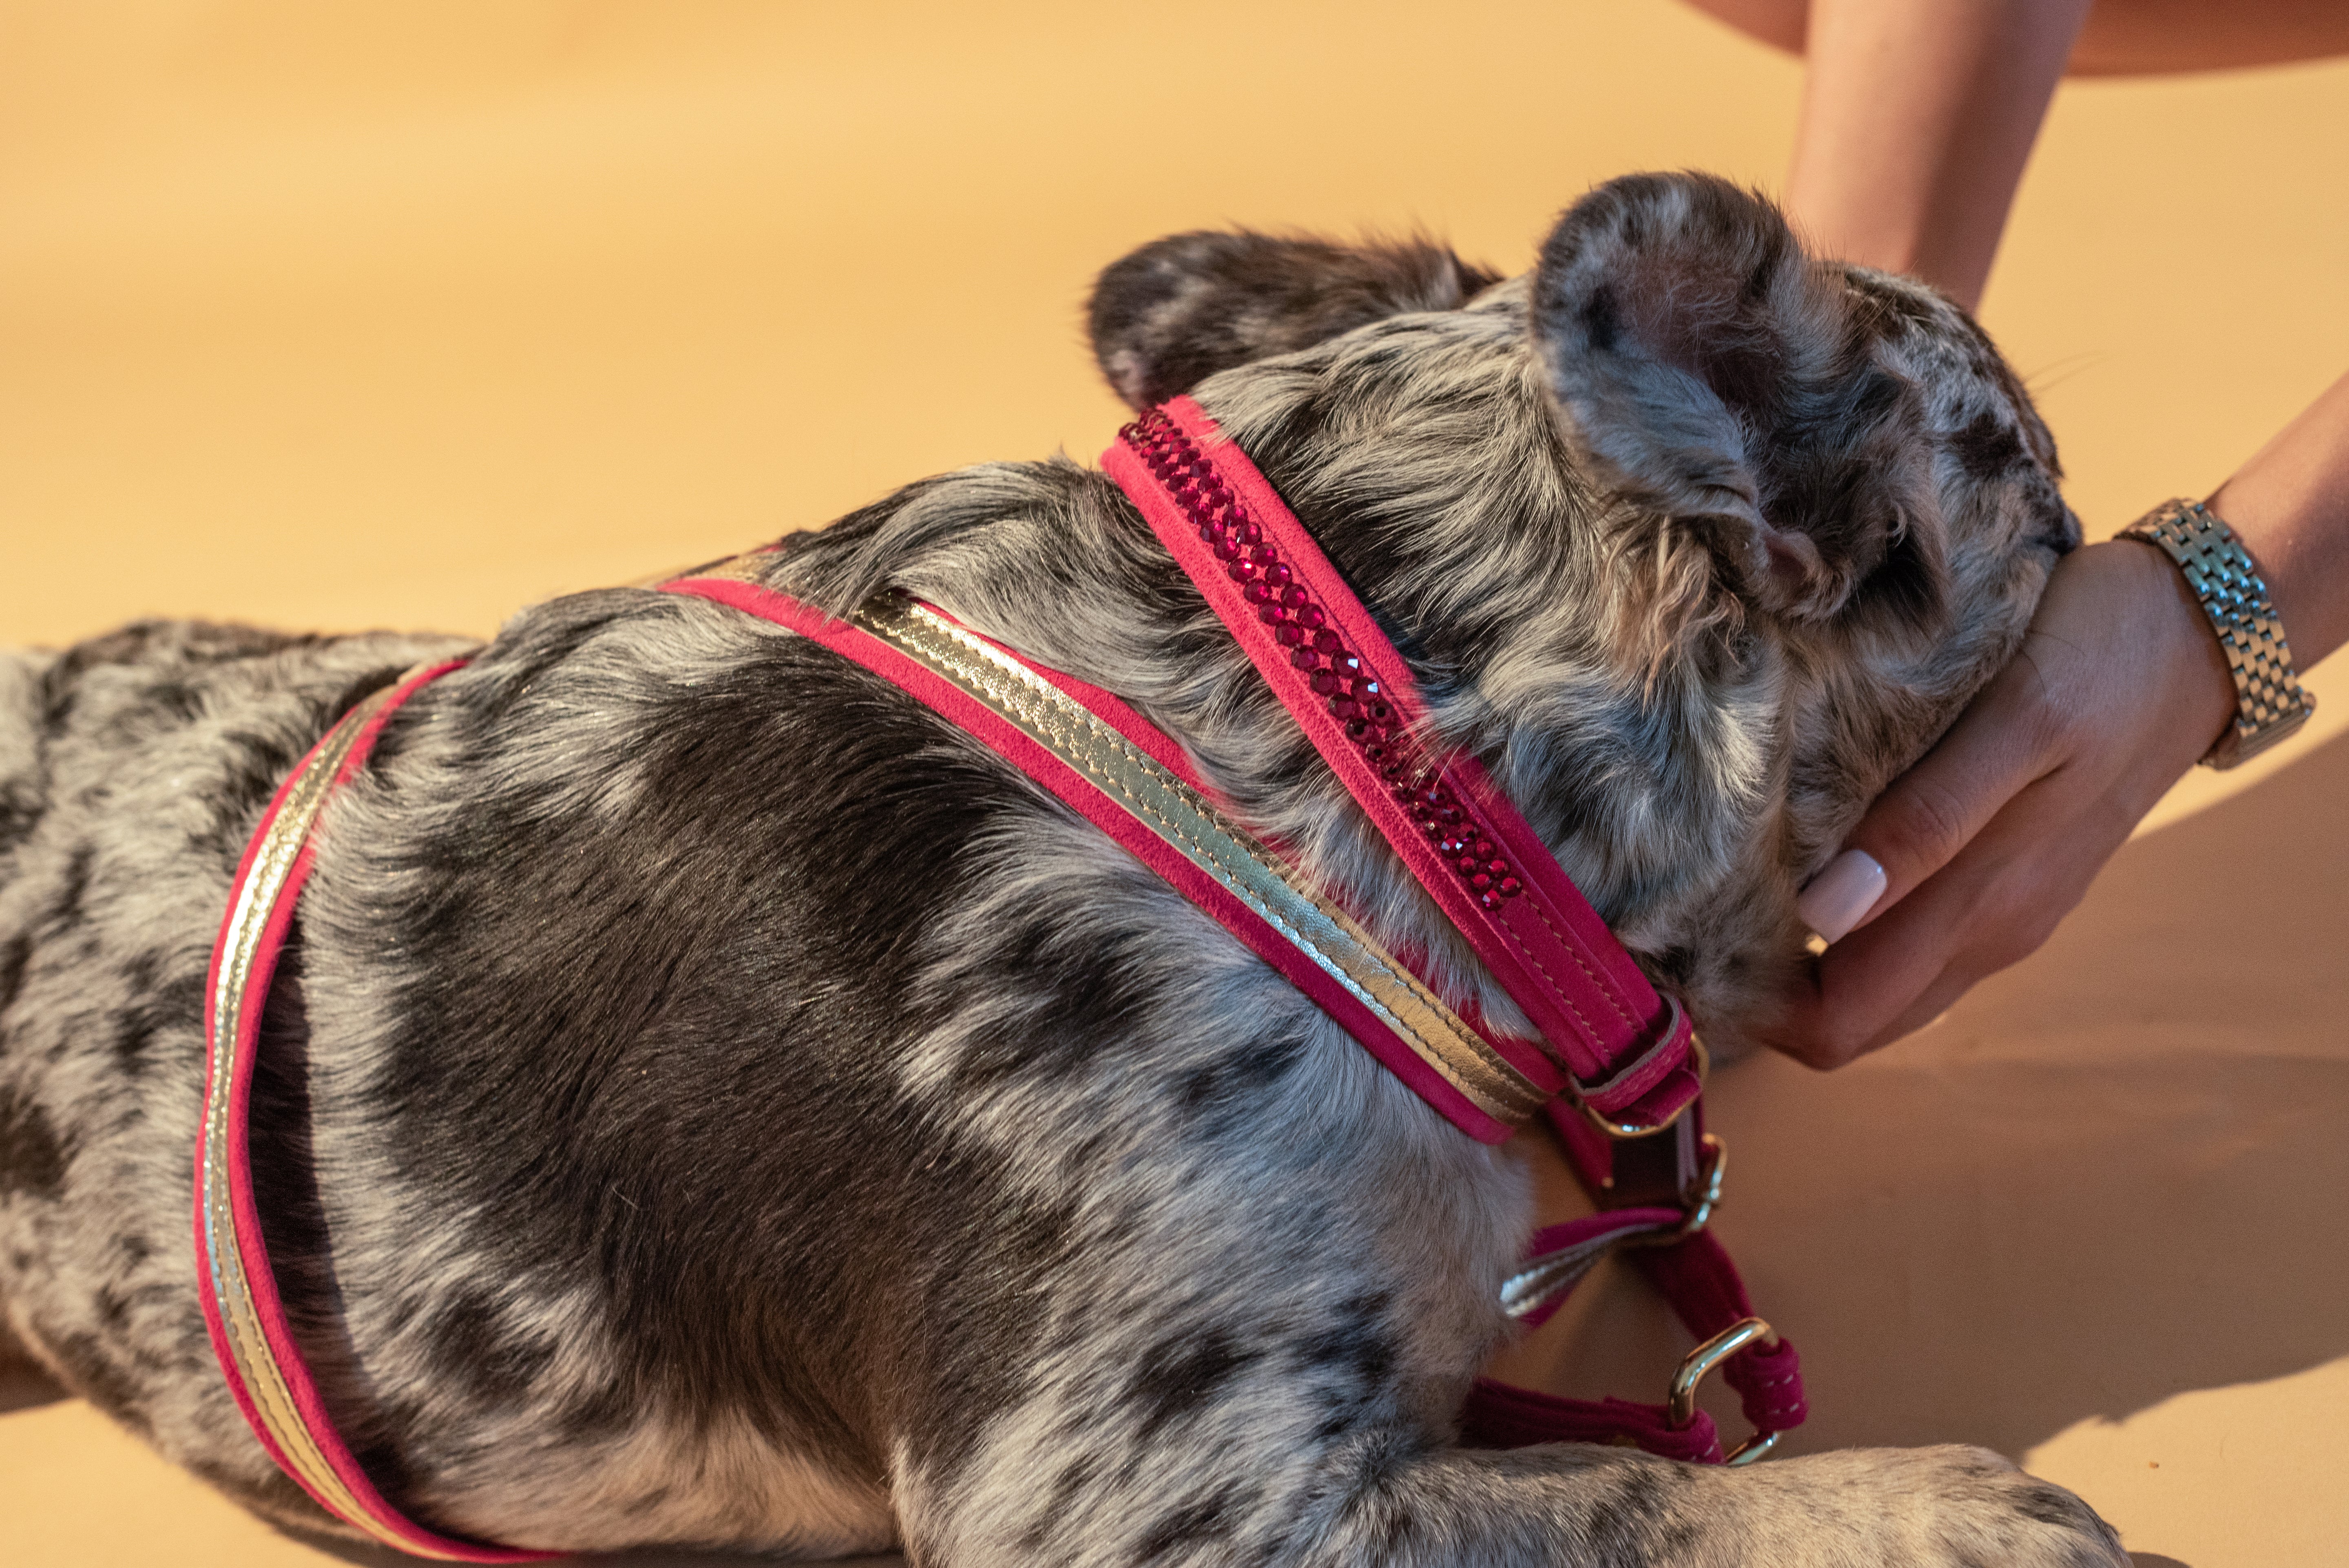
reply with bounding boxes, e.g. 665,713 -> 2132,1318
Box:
3,4 -> 2345,1565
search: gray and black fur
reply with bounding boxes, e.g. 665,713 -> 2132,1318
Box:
1,175 -> 2113,1564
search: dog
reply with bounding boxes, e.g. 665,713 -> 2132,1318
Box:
0,173 -> 2119,1564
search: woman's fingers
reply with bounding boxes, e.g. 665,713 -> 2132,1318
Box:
1785,761 -> 2116,1066
1796,656 -> 2061,945
1777,770 -> 2050,1067
1792,545 -> 2132,951
1763,541 -> 2241,1069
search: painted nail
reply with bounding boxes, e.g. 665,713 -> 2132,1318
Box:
1796,849 -> 1887,946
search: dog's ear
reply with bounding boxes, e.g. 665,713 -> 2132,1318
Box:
1533,173 -> 1937,650
1089,231 -> 1502,409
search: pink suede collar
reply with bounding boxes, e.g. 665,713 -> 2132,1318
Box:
1103,397 -> 1701,1132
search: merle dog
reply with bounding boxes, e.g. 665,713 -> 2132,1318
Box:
0,174 -> 2118,1564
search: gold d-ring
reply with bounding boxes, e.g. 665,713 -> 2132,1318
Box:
1669,1316 -> 1781,1465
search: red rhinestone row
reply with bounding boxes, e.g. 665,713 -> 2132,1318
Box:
1121,409 -> 1524,913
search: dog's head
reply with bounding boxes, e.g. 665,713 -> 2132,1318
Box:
1088,172 -> 2076,1025
1091,173 -> 2075,688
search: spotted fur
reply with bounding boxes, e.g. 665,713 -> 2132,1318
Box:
0,175 -> 2111,1564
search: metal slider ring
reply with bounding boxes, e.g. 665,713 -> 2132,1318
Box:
1575,1028 -> 1709,1140
1623,1132 -> 1727,1249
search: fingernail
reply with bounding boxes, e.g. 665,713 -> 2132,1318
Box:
1796,849 -> 1886,946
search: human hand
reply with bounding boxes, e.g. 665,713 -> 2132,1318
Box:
1760,537 -> 2239,1068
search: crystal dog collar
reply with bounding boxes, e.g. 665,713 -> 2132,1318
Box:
1102,396 -> 1701,1133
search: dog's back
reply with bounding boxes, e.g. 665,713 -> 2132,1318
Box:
0,624 -> 472,1528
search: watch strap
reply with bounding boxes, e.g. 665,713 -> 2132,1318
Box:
2120,498 -> 2315,769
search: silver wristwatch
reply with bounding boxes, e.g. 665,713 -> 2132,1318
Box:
2119,498 -> 2317,769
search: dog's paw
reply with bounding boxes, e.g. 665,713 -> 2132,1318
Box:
1722,1444 -> 2127,1568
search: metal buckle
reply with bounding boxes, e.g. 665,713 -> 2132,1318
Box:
1575,1032 -> 1709,1140
1669,1316 -> 1781,1465
1623,1132 -> 1726,1246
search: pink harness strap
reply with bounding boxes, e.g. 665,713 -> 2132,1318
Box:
195,659 -> 552,1562
665,512 -> 1801,1468
664,577 -> 1547,1138
1466,1221 -> 1805,1463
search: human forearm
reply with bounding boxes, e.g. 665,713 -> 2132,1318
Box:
2205,369 -> 2349,672
1784,0 -> 2091,310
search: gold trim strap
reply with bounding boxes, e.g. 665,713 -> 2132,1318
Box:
196,664 -> 529,1561
199,683 -> 435,1551
852,594 -> 1550,1127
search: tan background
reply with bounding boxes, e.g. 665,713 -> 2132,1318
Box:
2,3 -> 2344,1565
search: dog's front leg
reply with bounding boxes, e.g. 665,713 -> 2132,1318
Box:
900,1384 -> 2128,1568
876,1099 -> 2125,1568
1288,1442 -> 2129,1568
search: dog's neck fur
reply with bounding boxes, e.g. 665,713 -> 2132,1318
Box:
772,285 -> 1990,1049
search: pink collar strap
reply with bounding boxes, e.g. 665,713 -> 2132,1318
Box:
1104,397 -> 1700,1133
1093,400 -> 1795,1461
